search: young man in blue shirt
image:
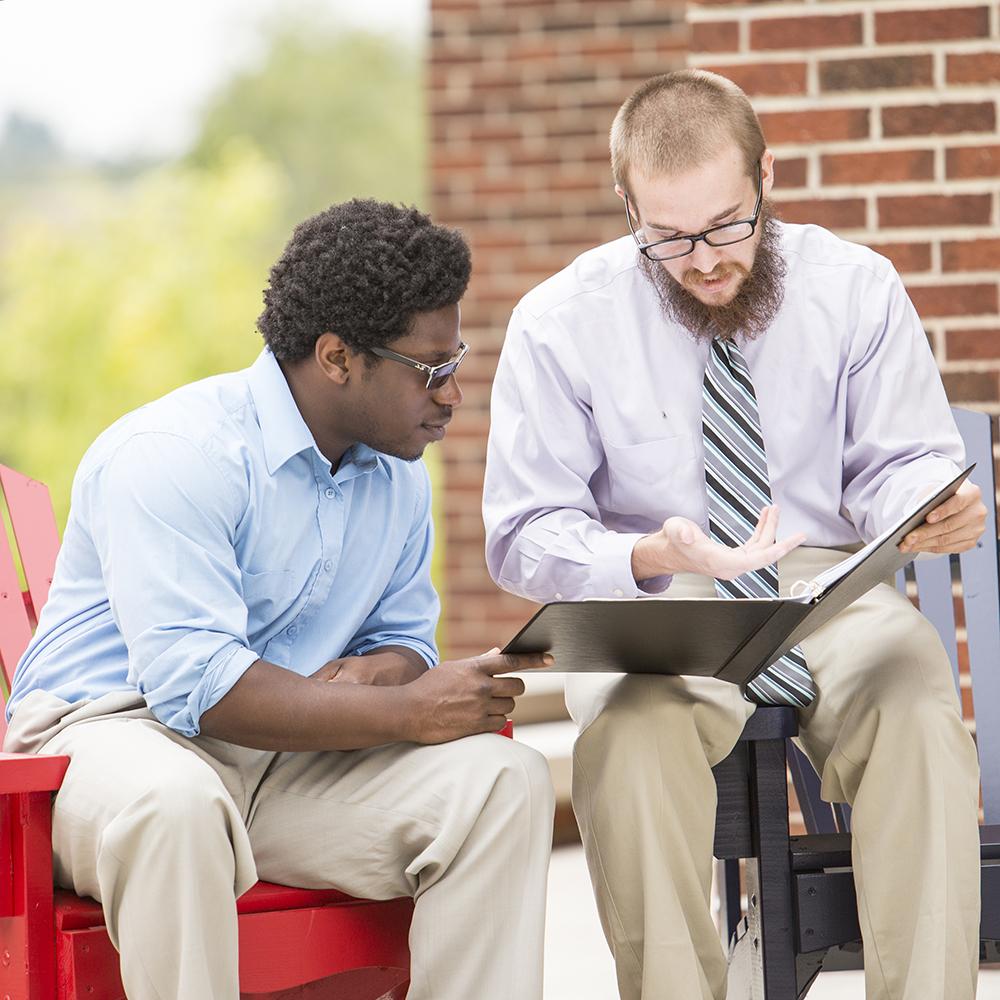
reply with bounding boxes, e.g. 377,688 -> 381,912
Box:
6,199 -> 555,1000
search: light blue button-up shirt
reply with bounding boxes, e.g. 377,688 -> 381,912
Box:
484,222 -> 965,603
8,350 -> 439,736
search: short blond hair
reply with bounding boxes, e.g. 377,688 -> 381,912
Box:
610,70 -> 766,193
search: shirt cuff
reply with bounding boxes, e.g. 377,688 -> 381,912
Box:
589,531 -> 672,599
350,638 -> 438,668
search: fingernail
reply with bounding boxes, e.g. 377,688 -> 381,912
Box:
543,654 -> 555,665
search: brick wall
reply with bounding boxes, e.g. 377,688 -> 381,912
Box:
430,0 -> 1000,660
689,0 -> 1000,410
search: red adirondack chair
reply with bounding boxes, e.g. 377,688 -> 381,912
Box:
0,462 -> 443,1000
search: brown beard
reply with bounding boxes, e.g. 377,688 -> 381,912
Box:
639,202 -> 786,343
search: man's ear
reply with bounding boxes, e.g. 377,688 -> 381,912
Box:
314,332 -> 353,386
761,149 -> 775,198
614,184 -> 627,203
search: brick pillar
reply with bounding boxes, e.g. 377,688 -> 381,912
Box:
430,1 -> 689,657
688,0 -> 1000,411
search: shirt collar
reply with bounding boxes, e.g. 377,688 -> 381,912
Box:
246,349 -> 385,480
246,349 -> 320,476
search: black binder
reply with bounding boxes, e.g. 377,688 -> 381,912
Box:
502,467 -> 973,686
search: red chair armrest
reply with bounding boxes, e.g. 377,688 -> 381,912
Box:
0,751 -> 69,794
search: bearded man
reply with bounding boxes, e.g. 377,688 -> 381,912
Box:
483,70 -> 986,1000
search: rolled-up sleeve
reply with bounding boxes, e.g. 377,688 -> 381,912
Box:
841,267 -> 964,540
345,463 -> 439,666
484,308 -> 657,603
88,433 -> 259,736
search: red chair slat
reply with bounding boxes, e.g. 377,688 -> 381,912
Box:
0,466 -> 60,623
0,521 -> 32,693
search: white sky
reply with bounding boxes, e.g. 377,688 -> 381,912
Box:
0,0 -> 427,160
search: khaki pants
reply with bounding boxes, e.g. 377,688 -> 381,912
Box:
567,547 -> 981,1000
5,690 -> 555,1000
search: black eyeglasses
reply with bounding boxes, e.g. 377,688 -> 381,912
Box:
624,161 -> 763,262
369,341 -> 469,391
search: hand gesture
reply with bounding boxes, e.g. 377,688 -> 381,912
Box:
633,505 -> 806,582
403,649 -> 552,744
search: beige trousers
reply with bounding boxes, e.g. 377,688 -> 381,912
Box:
4,690 -> 555,1000
567,547 -> 981,1000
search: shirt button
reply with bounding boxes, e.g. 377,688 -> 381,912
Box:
324,487 -> 336,499
613,588 -> 624,598
554,593 -> 563,601
323,560 -> 333,573
287,625 -> 299,638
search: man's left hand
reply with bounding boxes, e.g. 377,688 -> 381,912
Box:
899,480 -> 988,554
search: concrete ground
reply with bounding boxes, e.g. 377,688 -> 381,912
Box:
544,844 -> 999,999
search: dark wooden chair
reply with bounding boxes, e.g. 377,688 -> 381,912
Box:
713,407 -> 1000,999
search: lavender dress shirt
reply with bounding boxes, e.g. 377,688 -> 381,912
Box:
483,222 -> 964,604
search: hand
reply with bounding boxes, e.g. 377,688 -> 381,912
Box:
632,505 -> 806,583
311,648 -> 427,687
401,648 -> 553,744
899,480 -> 988,555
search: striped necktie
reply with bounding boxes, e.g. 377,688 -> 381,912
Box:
702,337 -> 816,708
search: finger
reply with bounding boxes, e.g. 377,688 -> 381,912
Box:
475,647 -> 502,657
902,505 -> 986,548
920,539 -> 980,555
747,506 -> 771,546
908,525 -> 983,553
491,676 -> 527,698
480,652 -> 554,675
925,484 -> 979,524
488,697 -> 517,716
730,532 -> 805,576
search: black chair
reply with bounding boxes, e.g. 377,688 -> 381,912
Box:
712,407 -> 1000,999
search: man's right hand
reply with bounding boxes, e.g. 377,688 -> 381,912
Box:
401,649 -> 553,744
631,504 -> 806,583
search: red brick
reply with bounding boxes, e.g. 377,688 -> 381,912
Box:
751,14 -> 862,50
875,6 -> 989,43
942,371 -> 1000,402
759,108 -> 870,143
947,145 -> 1000,179
948,51 -> 1000,85
820,54 -> 933,92
867,242 -> 933,274
701,61 -> 807,96
821,149 -> 934,185
777,156 -> 808,188
773,197 -> 867,229
942,239 -> 1000,273
946,329 -> 1000,361
691,20 -> 739,52
908,284 -> 999,317
878,194 -> 992,228
882,102 -> 996,138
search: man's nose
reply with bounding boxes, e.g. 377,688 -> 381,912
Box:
432,374 -> 463,407
688,238 -> 724,272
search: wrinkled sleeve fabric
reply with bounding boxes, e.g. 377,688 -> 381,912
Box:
344,464 -> 439,666
484,306 -> 667,603
841,265 -> 964,540
87,433 -> 259,736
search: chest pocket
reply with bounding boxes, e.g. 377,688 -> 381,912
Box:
240,568 -> 296,621
601,435 -> 695,515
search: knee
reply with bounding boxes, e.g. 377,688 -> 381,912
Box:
103,772 -> 239,859
459,734 -> 555,824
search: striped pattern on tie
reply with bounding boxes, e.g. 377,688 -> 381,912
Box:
702,337 -> 816,708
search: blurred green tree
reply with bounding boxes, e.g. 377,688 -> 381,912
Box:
0,143 -> 288,524
189,22 -> 425,225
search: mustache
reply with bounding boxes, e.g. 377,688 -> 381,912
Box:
640,201 -> 786,343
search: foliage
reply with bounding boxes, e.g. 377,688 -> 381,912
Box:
189,23 -> 425,226
0,143 -> 288,524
